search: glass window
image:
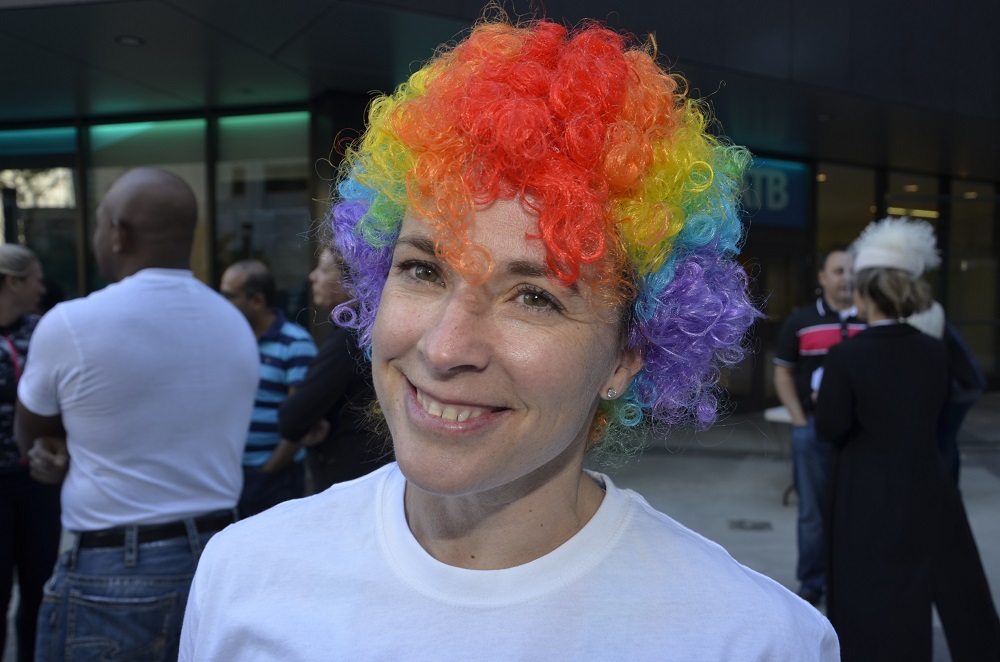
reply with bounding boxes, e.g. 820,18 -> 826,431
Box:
815,163 -> 876,256
0,167 -> 79,306
737,158 -> 813,408
949,180 -> 996,379
885,172 -> 942,295
744,158 -> 810,229
88,120 -> 208,288
0,127 -> 80,302
215,112 -> 312,323
0,127 -> 76,158
886,172 -> 941,222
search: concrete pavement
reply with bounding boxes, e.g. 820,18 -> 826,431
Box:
608,391 -> 1000,661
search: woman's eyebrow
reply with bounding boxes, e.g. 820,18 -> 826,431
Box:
505,260 -> 580,294
395,235 -> 436,255
396,236 -> 581,294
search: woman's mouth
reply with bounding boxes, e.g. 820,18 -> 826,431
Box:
416,388 -> 491,422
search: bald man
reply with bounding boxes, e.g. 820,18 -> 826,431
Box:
15,168 -> 260,660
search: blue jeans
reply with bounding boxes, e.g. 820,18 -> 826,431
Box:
35,517 -> 227,661
791,418 -> 831,596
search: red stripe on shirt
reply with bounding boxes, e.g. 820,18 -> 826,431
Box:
798,324 -> 861,355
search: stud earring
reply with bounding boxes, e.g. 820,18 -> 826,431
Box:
606,388 -> 618,399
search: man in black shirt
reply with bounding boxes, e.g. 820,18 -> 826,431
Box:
773,250 -> 864,605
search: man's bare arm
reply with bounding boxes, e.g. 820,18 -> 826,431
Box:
15,400 -> 65,456
26,436 -> 70,484
773,364 -> 808,427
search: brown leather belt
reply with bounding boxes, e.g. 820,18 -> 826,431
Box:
77,511 -> 235,549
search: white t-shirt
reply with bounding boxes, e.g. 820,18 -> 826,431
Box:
18,268 -> 260,530
181,464 -> 839,661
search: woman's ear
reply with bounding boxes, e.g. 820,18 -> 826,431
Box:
604,347 -> 643,399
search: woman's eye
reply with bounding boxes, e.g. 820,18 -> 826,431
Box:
517,287 -> 561,311
412,263 -> 439,282
397,259 -> 442,284
521,291 -> 549,307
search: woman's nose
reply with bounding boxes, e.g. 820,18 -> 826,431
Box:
417,289 -> 491,374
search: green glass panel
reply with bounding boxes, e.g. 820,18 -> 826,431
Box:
0,127 -> 76,156
219,112 -> 309,161
90,119 -> 205,166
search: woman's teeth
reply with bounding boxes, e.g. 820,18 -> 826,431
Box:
417,390 -> 488,422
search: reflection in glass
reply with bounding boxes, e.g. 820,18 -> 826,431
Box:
816,163 -> 876,255
0,167 -> 78,302
216,112 -> 313,324
88,120 -> 208,289
948,180 -> 996,379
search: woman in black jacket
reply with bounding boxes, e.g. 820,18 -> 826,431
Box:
279,248 -> 391,493
816,218 -> 1000,662
0,244 -> 57,662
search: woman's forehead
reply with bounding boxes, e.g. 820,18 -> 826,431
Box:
411,197 -> 542,243
399,200 -> 557,282
397,203 -> 629,322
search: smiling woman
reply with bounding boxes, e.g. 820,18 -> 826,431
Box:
181,16 -> 839,661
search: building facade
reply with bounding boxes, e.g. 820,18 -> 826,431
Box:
1,0 -> 997,408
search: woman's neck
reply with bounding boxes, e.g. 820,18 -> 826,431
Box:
866,308 -> 895,324
404,458 -> 605,571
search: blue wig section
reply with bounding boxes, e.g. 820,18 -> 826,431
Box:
608,146 -> 758,431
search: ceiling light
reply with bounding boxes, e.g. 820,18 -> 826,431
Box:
815,173 -> 827,182
902,184 -> 919,193
962,191 -> 979,200
886,206 -> 939,219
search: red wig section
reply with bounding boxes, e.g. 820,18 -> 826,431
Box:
383,21 -> 686,289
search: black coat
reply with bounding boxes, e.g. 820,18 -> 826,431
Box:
815,323 -> 1000,661
278,326 -> 391,493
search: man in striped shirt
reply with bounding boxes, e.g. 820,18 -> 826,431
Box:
222,260 -> 317,518
773,249 -> 864,607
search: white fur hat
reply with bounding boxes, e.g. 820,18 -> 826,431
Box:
851,216 -> 941,277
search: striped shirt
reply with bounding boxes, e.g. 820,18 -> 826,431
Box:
244,310 -> 317,467
773,298 -> 864,414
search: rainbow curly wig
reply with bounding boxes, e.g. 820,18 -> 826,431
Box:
329,18 -> 760,449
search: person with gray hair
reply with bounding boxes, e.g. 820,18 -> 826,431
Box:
816,217 -> 1000,661
0,243 -> 54,661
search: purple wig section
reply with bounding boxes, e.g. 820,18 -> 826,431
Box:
330,197 -> 394,353
627,248 -> 760,429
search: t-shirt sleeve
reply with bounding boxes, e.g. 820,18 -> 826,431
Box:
773,311 -> 801,367
279,333 -> 353,442
17,307 -> 80,417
